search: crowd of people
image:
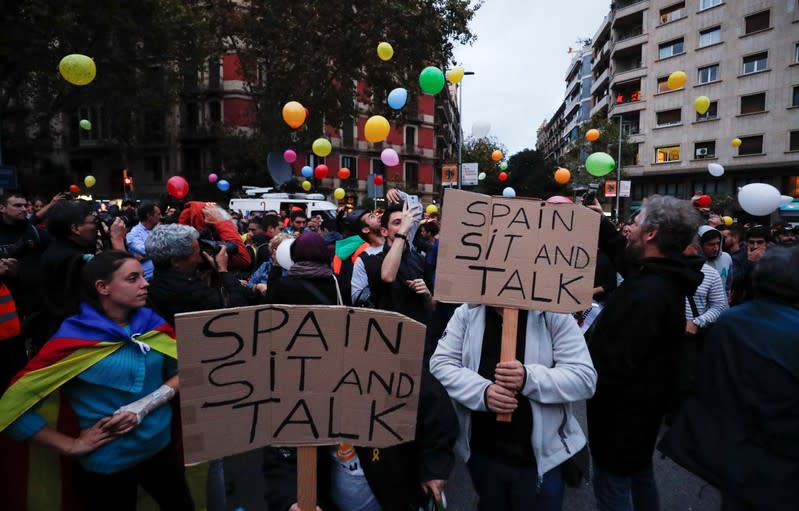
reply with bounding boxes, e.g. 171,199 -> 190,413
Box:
0,187 -> 795,511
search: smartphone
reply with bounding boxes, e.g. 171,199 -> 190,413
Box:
582,191 -> 596,206
406,194 -> 423,221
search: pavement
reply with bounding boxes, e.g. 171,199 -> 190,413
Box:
223,401 -> 722,511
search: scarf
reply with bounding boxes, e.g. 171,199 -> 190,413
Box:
288,260 -> 333,278
0,303 -> 176,432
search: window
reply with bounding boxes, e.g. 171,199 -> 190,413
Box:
78,105 -> 106,141
306,153 -> 324,168
405,126 -> 416,149
656,109 -> 682,126
656,76 -> 672,93
700,0 -> 721,10
742,52 -> 768,74
696,100 -> 718,120
694,141 -> 716,159
740,92 -> 766,114
698,64 -> 720,83
660,2 -> 685,24
744,10 -> 770,35
655,145 -> 681,162
371,159 -> 386,176
340,156 -> 358,186
790,131 -> 799,151
659,38 -> 685,59
405,162 -> 419,185
207,59 -> 220,89
699,26 -> 721,47
795,43 -> 799,64
655,182 -> 684,197
208,101 -> 221,125
737,135 -> 763,155
692,179 -> 721,195
793,86 -> 799,107
342,118 -> 355,147
144,155 -> 164,181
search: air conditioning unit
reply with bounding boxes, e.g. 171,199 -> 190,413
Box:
695,148 -> 708,158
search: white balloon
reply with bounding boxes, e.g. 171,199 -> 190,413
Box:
780,195 -> 795,207
275,238 -> 295,270
737,183 -> 782,216
502,187 -> 516,198
478,172 -> 486,181
707,163 -> 724,177
472,121 -> 491,138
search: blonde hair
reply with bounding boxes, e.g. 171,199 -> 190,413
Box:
269,232 -> 293,255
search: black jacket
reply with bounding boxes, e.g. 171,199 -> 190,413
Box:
271,274 -> 340,305
147,267 -> 250,324
0,219 -> 49,317
38,237 -> 92,342
658,300 -> 799,510
586,256 -> 703,475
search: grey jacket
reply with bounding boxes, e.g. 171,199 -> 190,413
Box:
430,304 -> 597,477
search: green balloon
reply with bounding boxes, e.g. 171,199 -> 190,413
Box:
79,119 -> 92,130
499,161 -> 508,171
419,66 -> 445,95
585,152 -> 616,177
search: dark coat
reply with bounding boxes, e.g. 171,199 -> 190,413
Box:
147,267 -> 250,325
38,237 -> 92,342
658,300 -> 799,510
270,274 -> 340,305
587,256 -> 703,475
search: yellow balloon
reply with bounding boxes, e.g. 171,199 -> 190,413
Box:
301,180 -> 312,191
59,54 -> 96,86
282,101 -> 306,129
446,67 -> 465,84
377,42 -> 394,61
364,115 -> 390,143
731,138 -> 742,148
425,204 -> 439,215
722,215 -> 733,225
334,188 -> 346,200
312,138 -> 332,157
694,96 -> 711,115
84,175 -> 96,188
667,70 -> 687,90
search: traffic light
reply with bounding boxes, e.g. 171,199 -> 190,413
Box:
122,169 -> 134,193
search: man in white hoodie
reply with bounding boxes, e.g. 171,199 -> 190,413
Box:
698,225 -> 732,299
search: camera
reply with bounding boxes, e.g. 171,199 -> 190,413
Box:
96,212 -> 117,229
582,191 -> 596,206
199,238 -> 239,256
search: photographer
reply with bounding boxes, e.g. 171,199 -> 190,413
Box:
178,202 -> 250,271
145,224 -> 249,325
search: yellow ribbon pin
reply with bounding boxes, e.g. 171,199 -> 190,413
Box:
372,448 -> 380,462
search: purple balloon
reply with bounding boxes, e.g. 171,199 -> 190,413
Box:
381,148 -> 400,167
283,149 -> 297,163
208,173 -> 219,184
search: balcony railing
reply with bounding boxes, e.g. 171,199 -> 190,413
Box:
617,28 -> 643,41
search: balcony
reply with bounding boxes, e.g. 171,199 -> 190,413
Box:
612,32 -> 647,55
591,95 -> 610,117
591,68 -> 610,94
612,63 -> 646,84
613,0 -> 649,24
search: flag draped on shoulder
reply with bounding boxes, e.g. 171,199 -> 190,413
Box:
0,303 -> 176,432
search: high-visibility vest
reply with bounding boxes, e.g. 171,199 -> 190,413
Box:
0,283 -> 21,340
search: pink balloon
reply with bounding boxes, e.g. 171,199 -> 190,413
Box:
546,195 -> 573,204
208,173 -> 218,184
380,148 -> 399,167
283,149 -> 297,163
166,176 -> 189,200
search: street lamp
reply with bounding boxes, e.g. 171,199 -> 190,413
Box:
457,71 -> 475,189
615,115 -> 625,221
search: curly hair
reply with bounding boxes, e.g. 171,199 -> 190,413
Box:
638,195 -> 702,257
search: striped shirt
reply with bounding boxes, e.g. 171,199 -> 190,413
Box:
685,263 -> 729,329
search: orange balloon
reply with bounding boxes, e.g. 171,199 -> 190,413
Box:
554,167 -> 571,185
585,129 -> 600,142
491,150 -> 503,162
282,101 -> 306,129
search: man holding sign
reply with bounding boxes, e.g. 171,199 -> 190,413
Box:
430,190 -> 598,511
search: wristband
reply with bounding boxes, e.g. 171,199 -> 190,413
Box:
394,233 -> 407,240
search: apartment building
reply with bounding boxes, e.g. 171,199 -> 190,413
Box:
589,0 -> 799,212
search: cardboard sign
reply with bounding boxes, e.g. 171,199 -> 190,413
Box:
175,305 -> 426,464
435,189 -> 600,313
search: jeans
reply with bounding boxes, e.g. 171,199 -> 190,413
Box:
467,450 -> 564,511
592,462 -> 659,511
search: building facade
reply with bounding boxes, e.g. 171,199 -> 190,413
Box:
598,0 -> 799,212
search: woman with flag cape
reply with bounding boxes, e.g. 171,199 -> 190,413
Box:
0,251 -> 193,510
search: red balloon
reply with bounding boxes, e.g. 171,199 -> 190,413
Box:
338,167 -> 351,180
374,175 -> 384,186
498,172 -> 508,182
69,184 -> 81,193
166,176 -> 189,199
314,164 -> 329,179
696,195 -> 712,208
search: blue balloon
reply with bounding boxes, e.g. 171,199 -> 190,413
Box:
387,88 -> 408,110
502,187 -> 516,198
301,165 -> 313,178
217,179 -> 230,192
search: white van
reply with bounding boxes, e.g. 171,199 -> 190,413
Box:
228,187 -> 338,218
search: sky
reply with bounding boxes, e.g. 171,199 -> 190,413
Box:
453,0 -> 610,156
